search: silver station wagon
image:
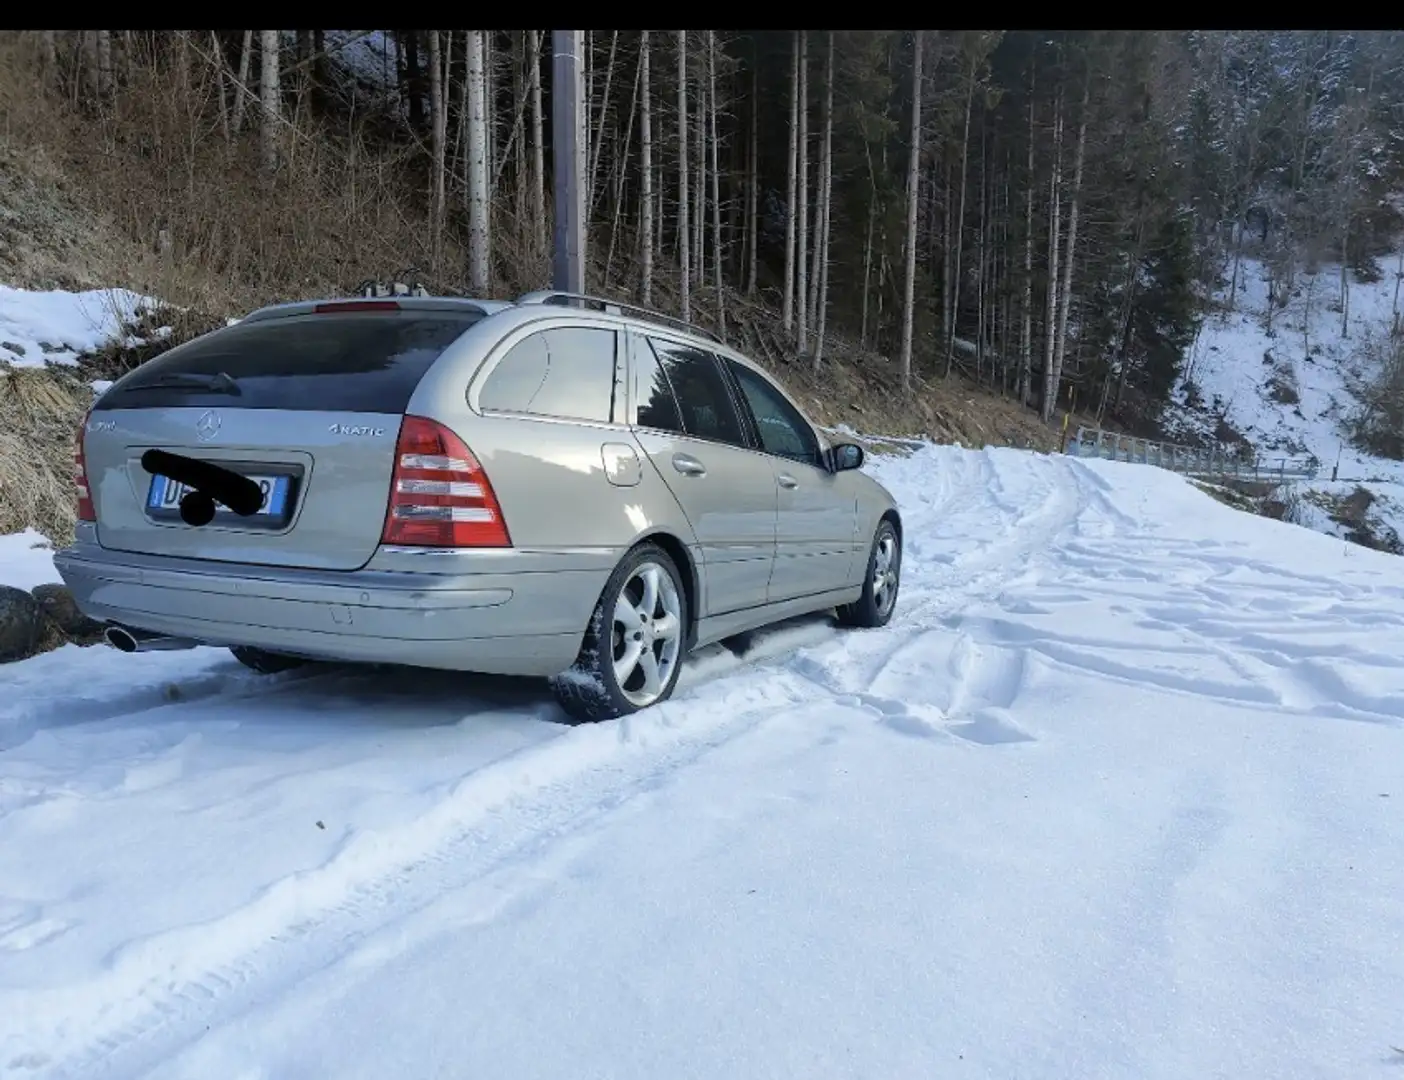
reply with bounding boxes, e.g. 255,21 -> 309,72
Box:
56,291 -> 903,721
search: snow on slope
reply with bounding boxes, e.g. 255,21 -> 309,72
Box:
3,445 -> 1404,1080
0,285 -> 159,371
1164,252 -> 1404,544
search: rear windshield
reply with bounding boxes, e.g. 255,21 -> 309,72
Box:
95,310 -> 485,413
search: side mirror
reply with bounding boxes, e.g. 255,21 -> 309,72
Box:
830,443 -> 864,472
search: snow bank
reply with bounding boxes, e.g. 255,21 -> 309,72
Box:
0,285 -> 158,369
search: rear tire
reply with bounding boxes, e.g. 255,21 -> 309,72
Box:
550,543 -> 689,723
229,645 -> 306,675
836,518 -> 901,629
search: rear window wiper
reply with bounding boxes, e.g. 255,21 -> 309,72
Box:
128,371 -> 243,395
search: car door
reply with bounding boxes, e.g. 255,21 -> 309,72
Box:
721,357 -> 859,604
627,332 -> 777,618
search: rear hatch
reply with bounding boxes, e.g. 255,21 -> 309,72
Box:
86,305 -> 485,571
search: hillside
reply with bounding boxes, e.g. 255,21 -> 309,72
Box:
1163,249 -> 1404,553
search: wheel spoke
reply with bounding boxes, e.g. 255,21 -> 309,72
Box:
615,594 -> 643,630
652,612 -> 680,641
639,565 -> 660,617
613,639 -> 644,685
638,648 -> 663,696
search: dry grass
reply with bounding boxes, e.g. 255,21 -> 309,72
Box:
0,367 -> 88,544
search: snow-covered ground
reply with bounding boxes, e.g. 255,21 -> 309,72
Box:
1165,251 -> 1404,544
3,444 -> 1404,1079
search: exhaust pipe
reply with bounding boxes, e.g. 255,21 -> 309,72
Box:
104,624 -> 199,653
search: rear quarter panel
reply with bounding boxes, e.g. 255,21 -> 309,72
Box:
407,312 -> 700,569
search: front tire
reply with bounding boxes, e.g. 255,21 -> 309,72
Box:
550,543 -> 689,723
837,518 -> 901,629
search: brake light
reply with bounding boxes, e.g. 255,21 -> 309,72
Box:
382,415 -> 511,548
75,408 -> 95,522
313,300 -> 401,314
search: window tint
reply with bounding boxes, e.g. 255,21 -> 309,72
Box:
727,360 -> 820,465
645,338 -> 745,446
96,311 -> 483,414
478,327 -> 618,423
632,337 -> 685,434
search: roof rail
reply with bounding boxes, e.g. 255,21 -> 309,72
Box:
515,290 -> 723,344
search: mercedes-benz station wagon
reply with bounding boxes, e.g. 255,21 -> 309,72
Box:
55,291 -> 903,721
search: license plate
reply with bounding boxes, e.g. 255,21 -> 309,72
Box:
146,473 -> 290,519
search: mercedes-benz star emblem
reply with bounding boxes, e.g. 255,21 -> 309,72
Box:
195,410 -> 221,441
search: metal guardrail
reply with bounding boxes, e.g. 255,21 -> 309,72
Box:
1065,426 -> 1320,481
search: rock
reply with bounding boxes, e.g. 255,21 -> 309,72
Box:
0,585 -> 43,662
31,583 -> 103,641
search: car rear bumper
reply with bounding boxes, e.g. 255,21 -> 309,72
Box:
53,531 -> 610,677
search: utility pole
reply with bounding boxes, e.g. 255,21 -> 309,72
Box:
552,30 -> 586,294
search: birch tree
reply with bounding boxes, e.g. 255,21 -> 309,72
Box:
707,31 -> 726,340
813,32 -> 835,368
782,33 -> 799,334
678,30 -> 690,323
639,30 -> 654,305
259,30 -> 281,178
428,31 -> 447,275
1049,76 -> 1090,418
528,30 -> 546,263
899,31 -> 925,391
466,30 -> 491,294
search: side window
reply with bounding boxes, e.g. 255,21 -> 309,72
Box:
478,327 -> 618,423
645,337 -> 746,447
632,336 -> 685,434
726,360 -> 821,466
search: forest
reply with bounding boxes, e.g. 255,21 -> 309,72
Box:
15,29 -> 1404,432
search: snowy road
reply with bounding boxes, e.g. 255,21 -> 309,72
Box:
4,446 -> 1404,1079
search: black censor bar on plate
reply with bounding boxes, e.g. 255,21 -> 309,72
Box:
140,449 -> 265,527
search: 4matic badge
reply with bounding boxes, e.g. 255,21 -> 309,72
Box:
328,422 -> 386,437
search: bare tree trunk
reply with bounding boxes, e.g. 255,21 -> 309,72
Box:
943,62 -> 976,377
605,52 -> 642,291
814,32 -> 835,368
693,64 -> 705,288
528,30 -> 547,265
941,162 -> 952,353
782,32 -> 799,335
747,61 -> 759,297
899,31 -> 925,392
861,162 -> 876,349
1050,81 -> 1089,417
429,30 -> 447,275
678,30 -> 691,323
707,32 -> 726,341
39,30 -> 56,77
259,30 -> 281,178
210,31 -> 230,142
796,31 -> 809,354
1020,96 -> 1034,406
640,30 -> 654,306
1040,99 -> 1064,423
466,30 -> 491,294
976,125 -> 988,377
587,30 -> 619,223
231,30 -> 254,133
95,30 -> 113,97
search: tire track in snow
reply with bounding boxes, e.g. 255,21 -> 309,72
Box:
2,447 -> 1095,1079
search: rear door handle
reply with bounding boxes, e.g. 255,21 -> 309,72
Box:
777,473 -> 798,489
672,453 -> 706,477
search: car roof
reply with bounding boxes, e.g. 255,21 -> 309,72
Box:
240,290 -> 755,368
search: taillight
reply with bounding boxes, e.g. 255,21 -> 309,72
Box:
75,408 -> 96,522
381,415 -> 511,548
